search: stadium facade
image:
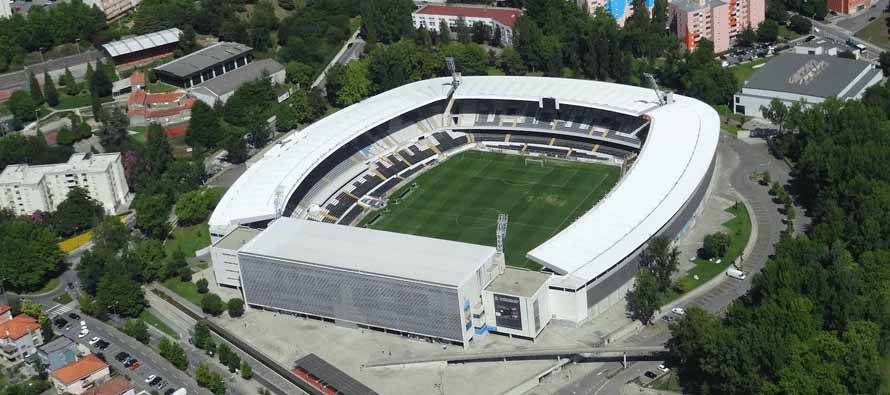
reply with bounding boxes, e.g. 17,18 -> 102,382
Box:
208,76 -> 719,346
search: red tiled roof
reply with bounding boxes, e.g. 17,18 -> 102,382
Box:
415,5 -> 523,28
128,89 -> 147,106
145,92 -> 185,105
52,354 -> 108,385
164,124 -> 188,138
83,377 -> 132,395
0,314 -> 40,340
0,305 -> 11,315
130,72 -> 145,87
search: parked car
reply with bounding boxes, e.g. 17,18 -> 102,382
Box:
645,371 -> 658,379
157,381 -> 167,390
127,361 -> 140,371
658,364 -> 670,373
53,318 -> 68,327
726,268 -> 747,280
68,313 -> 80,320
96,340 -> 110,350
88,337 -> 101,345
77,329 -> 89,338
123,357 -> 137,368
671,307 -> 686,316
79,320 -> 87,328
114,352 -> 129,362
145,375 -> 157,384
163,389 -> 176,395
149,377 -> 163,387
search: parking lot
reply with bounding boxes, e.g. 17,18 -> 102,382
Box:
50,309 -> 205,395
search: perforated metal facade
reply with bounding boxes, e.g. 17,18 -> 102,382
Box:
239,253 -> 465,342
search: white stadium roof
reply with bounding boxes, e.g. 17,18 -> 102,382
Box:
210,76 -> 719,284
239,217 -> 496,287
102,28 -> 182,58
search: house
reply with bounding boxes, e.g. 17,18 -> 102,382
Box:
126,88 -> 196,126
82,377 -> 135,395
112,72 -> 147,97
0,312 -> 44,365
38,336 -> 78,371
51,354 -> 111,395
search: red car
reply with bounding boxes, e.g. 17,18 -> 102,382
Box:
128,361 -> 140,371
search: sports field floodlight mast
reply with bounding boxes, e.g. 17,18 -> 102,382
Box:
445,57 -> 462,90
496,213 -> 508,255
643,73 -> 674,106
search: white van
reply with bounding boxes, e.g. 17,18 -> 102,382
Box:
726,268 -> 747,280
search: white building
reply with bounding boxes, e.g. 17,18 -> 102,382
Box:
734,53 -> 884,118
0,153 -> 131,216
83,0 -> 140,20
412,4 -> 522,47
209,226 -> 261,288
0,0 -> 12,19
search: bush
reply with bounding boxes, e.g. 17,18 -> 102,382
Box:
702,232 -> 730,259
227,298 -> 244,318
241,361 -> 253,379
201,293 -> 225,316
196,278 -> 209,294
122,319 -> 150,344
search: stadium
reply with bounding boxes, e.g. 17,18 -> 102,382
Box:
207,75 -> 720,347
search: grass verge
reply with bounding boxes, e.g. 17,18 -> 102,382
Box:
55,93 -> 92,110
139,310 -> 180,339
650,371 -> 683,392
33,278 -> 60,295
162,278 -> 203,306
729,58 -> 768,84
855,13 -> 890,49
164,222 -> 210,258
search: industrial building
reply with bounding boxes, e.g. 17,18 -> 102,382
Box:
733,53 -> 884,118
0,153 -> 131,216
153,42 -> 253,89
412,4 -> 522,46
209,76 -> 719,341
102,28 -> 182,69
189,58 -> 286,105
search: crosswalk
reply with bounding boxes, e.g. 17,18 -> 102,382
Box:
47,303 -> 74,317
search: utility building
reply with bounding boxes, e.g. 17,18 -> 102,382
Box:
153,42 -> 253,89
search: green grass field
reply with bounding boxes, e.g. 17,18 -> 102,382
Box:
856,13 -> 890,50
359,150 -> 620,269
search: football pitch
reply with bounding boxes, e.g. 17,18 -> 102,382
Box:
359,150 -> 621,269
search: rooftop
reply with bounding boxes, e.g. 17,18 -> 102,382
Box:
743,53 -> 876,98
0,314 -> 39,340
293,353 -> 379,395
154,42 -> 252,78
214,226 -> 260,250
189,58 -> 284,97
39,336 -> 75,353
239,217 -> 495,287
82,377 -> 132,395
52,354 -> 108,385
0,153 -> 121,185
485,267 -> 550,298
414,4 -> 523,28
102,28 -> 182,58
0,304 -> 9,315
670,0 -> 727,12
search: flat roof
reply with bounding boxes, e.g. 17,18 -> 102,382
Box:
0,153 -> 120,185
485,268 -> 550,298
743,53 -> 873,98
211,76 -> 719,284
239,217 -> 495,288
102,28 -> 182,58
214,227 -> 260,250
189,59 -> 284,97
154,42 -> 252,78
414,5 -> 523,28
293,354 -> 379,395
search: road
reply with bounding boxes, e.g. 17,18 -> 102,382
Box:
834,0 -> 889,33
0,50 -> 101,91
809,11 -> 888,58
555,134 -> 796,394
51,311 -> 207,395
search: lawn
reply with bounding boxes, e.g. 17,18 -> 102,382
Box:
880,354 -> 890,394
729,58 -> 768,84
33,278 -> 60,295
856,13 -> 890,49
162,278 -> 203,306
55,93 -> 92,110
778,25 -> 801,41
650,371 -> 682,392
53,293 -> 73,305
164,222 -> 210,258
145,82 -> 179,93
139,310 -> 180,339
359,150 -> 621,269
664,202 -> 751,303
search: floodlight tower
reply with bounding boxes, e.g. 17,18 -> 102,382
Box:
643,73 -> 674,106
445,57 -> 462,91
494,213 -> 508,273
273,184 -> 284,218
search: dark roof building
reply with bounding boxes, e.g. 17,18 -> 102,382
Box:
292,353 -> 379,395
101,28 -> 182,69
733,53 -> 884,118
153,42 -> 253,88
189,58 -> 286,105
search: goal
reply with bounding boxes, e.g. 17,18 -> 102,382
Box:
525,158 -> 545,167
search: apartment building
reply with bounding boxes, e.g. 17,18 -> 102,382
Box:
575,0 -> 653,25
0,153 -> 131,216
412,4 -> 523,46
0,308 -> 44,365
671,0 -> 764,52
1,0 -> 12,19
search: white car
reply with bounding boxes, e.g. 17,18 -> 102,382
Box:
88,336 -> 101,345
657,364 -> 670,373
77,329 -> 89,338
671,307 -> 686,316
145,375 -> 157,383
80,320 -> 87,328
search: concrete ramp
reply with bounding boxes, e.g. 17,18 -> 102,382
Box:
364,345 -> 666,368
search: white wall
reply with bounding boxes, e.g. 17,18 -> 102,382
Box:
210,245 -> 243,288
547,285 -> 588,323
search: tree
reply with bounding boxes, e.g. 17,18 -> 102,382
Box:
499,47 -> 528,75
92,216 -> 129,253
185,101 -> 220,150
838,49 -> 857,59
21,300 -> 47,322
201,293 -> 225,316
278,0 -> 294,10
132,193 -> 171,239
471,21 -> 490,44
159,337 -> 189,370
702,232 -> 730,259
879,51 -> 890,77
48,187 -> 105,237
241,360 -> 253,379
736,26 -> 757,48
196,278 -> 209,294
177,24 -> 199,56
7,90 -> 38,122
757,19 -> 779,43
40,317 -> 54,342
139,123 -> 174,181
227,298 -> 244,318
97,107 -> 130,151
438,19 -> 451,44
195,362 -> 226,395
335,61 -> 370,107
90,59 -> 112,98
223,133 -> 248,164
175,188 -> 225,226
456,16 -> 471,44
627,270 -> 660,325
285,61 -> 315,88
760,98 -> 789,133
62,68 -> 79,96
122,319 -> 150,344
133,239 -> 166,282
193,321 -> 212,350
643,236 -> 680,292
43,71 -> 59,107
360,0 -> 415,44
789,14 -> 813,35
96,274 -> 145,317
28,72 -> 45,106
224,79 -> 277,128
132,0 -> 197,34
